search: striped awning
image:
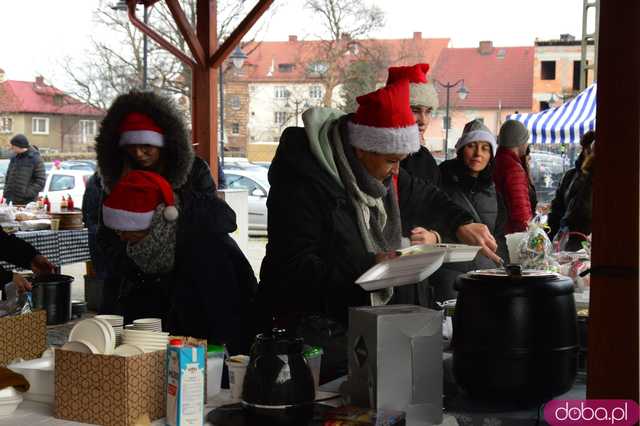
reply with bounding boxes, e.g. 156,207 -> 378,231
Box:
507,83 -> 597,144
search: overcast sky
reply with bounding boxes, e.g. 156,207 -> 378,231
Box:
1,0 -> 589,89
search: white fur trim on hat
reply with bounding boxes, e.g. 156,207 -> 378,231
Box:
347,120 -> 420,155
455,129 -> 497,155
102,205 -> 154,231
410,82 -> 439,111
119,130 -> 164,147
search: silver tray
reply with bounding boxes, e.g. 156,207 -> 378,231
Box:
396,243 -> 482,263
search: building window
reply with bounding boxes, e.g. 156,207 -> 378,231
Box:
274,86 -> 289,99
309,85 -> 323,99
278,63 -> 294,73
32,117 -> 49,135
79,120 -> 96,143
539,101 -> 550,111
541,61 -> 556,80
573,60 -> 586,90
274,111 -> 287,125
0,117 -> 12,133
231,123 -> 240,135
308,62 -> 328,75
229,95 -> 241,110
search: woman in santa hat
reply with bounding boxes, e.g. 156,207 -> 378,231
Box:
94,92 -> 256,352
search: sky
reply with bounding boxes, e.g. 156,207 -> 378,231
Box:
0,0 -> 589,90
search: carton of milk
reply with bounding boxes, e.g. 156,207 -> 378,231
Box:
166,342 -> 206,426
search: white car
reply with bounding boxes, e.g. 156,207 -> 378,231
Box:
40,169 -> 94,209
223,168 -> 269,234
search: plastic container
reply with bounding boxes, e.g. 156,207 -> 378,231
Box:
225,355 -> 249,400
206,345 -> 225,400
303,346 -> 323,389
7,357 -> 54,404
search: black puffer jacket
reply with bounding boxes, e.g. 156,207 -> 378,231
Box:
426,159 -> 508,303
400,145 -> 442,187
257,123 -> 473,329
3,147 -> 46,204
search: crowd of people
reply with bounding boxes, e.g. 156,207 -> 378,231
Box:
1,62 -> 594,384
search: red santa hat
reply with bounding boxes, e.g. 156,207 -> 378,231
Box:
102,170 -> 178,232
347,79 -> 420,155
386,63 -> 439,111
118,112 -> 165,147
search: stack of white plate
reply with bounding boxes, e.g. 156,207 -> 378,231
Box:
131,318 -> 163,332
95,315 -> 124,346
121,329 -> 169,353
0,387 -> 23,416
64,318 -> 115,355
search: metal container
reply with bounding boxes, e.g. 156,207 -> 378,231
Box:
31,274 -> 74,325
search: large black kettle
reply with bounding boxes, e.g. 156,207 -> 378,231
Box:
452,268 -> 578,403
241,329 -> 315,425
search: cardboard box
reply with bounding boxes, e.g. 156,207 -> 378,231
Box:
348,305 -> 443,426
54,349 -> 166,426
0,310 -> 47,366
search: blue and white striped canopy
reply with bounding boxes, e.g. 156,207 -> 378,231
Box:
507,83 -> 597,144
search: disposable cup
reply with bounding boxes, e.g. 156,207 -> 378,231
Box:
505,232 -> 528,264
304,347 -> 323,390
226,355 -> 249,400
206,347 -> 225,400
50,219 -> 60,231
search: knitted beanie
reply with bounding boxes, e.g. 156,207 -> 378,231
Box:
455,119 -> 497,155
498,120 -> 529,148
10,134 -> 29,149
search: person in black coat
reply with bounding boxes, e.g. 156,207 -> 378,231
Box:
3,135 -> 46,205
430,119 -> 508,302
0,226 -> 55,293
257,82 -> 500,380
548,131 -> 595,251
95,91 -> 220,317
82,173 -> 107,280
387,64 -> 442,186
102,171 -> 256,354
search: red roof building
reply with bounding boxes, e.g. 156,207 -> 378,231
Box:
0,75 -> 104,152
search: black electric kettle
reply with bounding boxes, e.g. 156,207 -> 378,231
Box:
241,329 -> 315,425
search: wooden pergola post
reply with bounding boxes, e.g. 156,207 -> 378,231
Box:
126,0 -> 274,185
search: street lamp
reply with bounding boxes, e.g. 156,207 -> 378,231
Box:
433,79 -> 469,159
111,0 -> 149,89
219,46 -> 247,168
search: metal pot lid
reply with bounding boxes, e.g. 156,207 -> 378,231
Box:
468,268 -> 559,280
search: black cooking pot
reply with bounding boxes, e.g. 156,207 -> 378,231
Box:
31,274 -> 74,325
241,329 -> 315,425
452,268 -> 578,403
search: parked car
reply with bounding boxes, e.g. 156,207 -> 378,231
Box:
61,160 -> 96,172
0,159 -> 9,191
40,169 -> 94,209
223,168 -> 269,234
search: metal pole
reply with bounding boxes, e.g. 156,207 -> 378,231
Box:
143,5 -> 148,89
444,85 -> 451,160
219,65 -> 224,168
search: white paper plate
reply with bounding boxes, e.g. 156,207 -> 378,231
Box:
113,344 -> 145,357
356,247 -> 446,291
0,394 -> 22,416
0,387 -> 17,399
122,329 -> 169,337
133,318 -> 162,327
397,243 -> 482,263
95,315 -> 124,326
68,319 -> 111,355
61,340 -> 99,354
92,318 -> 116,354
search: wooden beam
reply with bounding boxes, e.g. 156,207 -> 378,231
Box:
127,0 -> 197,68
165,0 -> 207,67
192,0 -> 218,183
587,0 -> 639,400
209,0 -> 274,68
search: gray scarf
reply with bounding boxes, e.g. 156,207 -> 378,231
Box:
331,121 -> 403,305
126,204 -> 178,274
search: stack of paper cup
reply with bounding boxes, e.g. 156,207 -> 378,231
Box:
505,232 -> 528,264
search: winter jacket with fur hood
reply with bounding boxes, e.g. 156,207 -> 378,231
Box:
3,147 -> 46,205
493,147 -> 532,233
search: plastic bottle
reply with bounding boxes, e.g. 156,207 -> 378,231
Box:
43,196 -> 51,213
60,196 -> 67,211
67,194 -> 74,210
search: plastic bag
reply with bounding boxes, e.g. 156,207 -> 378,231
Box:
518,217 -> 559,272
0,282 -> 32,318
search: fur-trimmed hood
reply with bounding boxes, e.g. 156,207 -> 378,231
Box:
96,91 -> 195,191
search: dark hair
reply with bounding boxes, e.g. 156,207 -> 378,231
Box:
580,130 -> 595,148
